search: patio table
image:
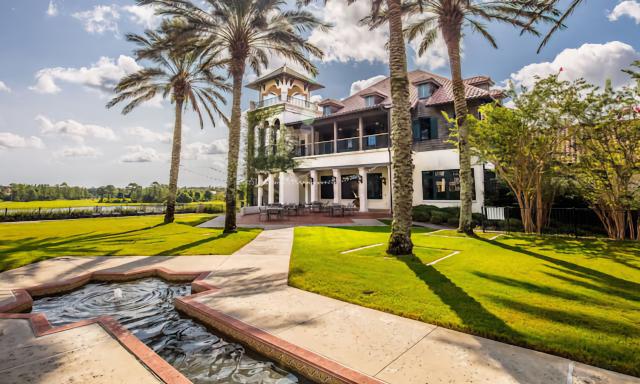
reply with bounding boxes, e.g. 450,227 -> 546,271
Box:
266,207 -> 284,221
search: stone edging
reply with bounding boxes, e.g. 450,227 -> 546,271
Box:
0,267 -> 383,384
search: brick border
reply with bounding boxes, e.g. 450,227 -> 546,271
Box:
0,266 -> 383,384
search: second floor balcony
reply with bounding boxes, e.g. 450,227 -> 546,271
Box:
250,96 -> 319,111
293,133 -> 389,157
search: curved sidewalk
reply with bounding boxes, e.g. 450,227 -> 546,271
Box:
195,227 -> 639,384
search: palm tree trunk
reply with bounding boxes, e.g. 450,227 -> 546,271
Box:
224,62 -> 245,233
165,97 -> 184,224
386,0 -> 414,255
443,24 -> 473,235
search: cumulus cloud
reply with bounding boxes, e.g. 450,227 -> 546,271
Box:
183,139 -> 228,160
349,75 -> 386,95
121,5 -> 162,29
608,1 -> 640,23
0,132 -> 44,150
54,145 -> 101,158
126,126 -> 171,143
120,145 -> 162,163
0,81 -> 10,93
505,41 -> 640,89
72,5 -> 120,35
308,1 -> 389,63
30,55 -> 141,94
36,115 -> 118,143
46,1 -> 58,17
310,94 -> 323,103
409,31 -> 453,71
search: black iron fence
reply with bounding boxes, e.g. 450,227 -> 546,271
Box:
481,206 -> 639,238
0,203 -> 224,222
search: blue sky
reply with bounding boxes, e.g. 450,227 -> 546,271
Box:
0,0 -> 638,187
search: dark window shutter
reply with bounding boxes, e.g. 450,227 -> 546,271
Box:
430,117 -> 439,139
412,119 -> 421,141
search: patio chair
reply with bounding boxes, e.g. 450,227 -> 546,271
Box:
344,201 -> 358,216
329,203 -> 344,217
258,206 -> 268,221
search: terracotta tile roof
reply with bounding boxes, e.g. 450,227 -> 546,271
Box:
320,70 -> 501,114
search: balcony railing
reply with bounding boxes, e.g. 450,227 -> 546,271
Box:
363,133 -> 389,150
314,140 -> 334,155
337,137 -> 360,153
286,96 -> 318,110
252,96 -> 281,110
250,96 -> 319,111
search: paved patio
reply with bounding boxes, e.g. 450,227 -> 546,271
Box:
198,212 -> 388,229
0,229 -> 638,383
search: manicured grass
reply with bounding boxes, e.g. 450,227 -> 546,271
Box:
0,214 -> 260,272
290,226 -> 640,376
0,199 -> 224,209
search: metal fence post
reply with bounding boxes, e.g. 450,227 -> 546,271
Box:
506,207 -> 510,234
481,206 -> 486,233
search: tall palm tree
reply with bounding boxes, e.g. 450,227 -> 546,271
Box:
403,0 -> 549,234
107,20 -> 229,224
521,0 -> 582,52
141,0 -> 329,233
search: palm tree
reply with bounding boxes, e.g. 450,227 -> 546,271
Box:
520,0 -> 582,52
403,0 -> 549,234
141,0 -> 329,233
107,20 -> 229,224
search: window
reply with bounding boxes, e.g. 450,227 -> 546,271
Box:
323,106 -> 332,116
367,173 -> 383,199
418,83 -> 432,99
422,169 -> 476,200
412,117 -> 438,141
341,174 -> 359,199
364,95 -> 376,107
320,175 -> 334,199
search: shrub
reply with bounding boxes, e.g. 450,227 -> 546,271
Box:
430,211 -> 449,224
412,205 -> 431,222
447,216 -> 459,227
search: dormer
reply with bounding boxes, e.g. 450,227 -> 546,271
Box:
465,76 -> 494,91
318,99 -> 344,116
360,90 -> 386,107
414,79 -> 441,100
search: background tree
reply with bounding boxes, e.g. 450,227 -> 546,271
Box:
107,20 -> 228,224
570,79 -> 640,240
469,75 -> 586,233
145,0 -> 328,233
404,0 -> 553,234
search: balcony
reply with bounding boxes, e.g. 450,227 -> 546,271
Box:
250,96 -> 318,111
293,133 -> 389,157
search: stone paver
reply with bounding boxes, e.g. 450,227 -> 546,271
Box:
0,319 -> 161,384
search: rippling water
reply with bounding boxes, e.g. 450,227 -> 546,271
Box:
32,278 -> 309,384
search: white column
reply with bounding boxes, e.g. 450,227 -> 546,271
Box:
279,171 -> 286,204
257,174 -> 264,207
333,121 -> 338,154
310,170 -> 318,202
333,168 -> 341,203
358,167 -> 368,212
358,117 -> 364,151
310,125 -> 315,155
267,173 -> 275,205
387,165 -> 392,211
304,178 -> 310,204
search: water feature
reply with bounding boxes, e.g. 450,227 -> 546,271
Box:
31,278 -> 310,384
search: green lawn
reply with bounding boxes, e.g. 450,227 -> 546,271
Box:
290,227 -> 640,376
0,199 -> 224,209
0,214 -> 260,272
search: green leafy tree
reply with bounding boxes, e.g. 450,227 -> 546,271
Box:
107,20 -> 228,224
403,0 -> 553,234
144,0 -> 328,233
469,75 -> 587,233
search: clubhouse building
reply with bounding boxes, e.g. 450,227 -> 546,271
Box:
245,65 -> 503,213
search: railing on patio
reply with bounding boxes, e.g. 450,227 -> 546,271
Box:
363,133 -> 389,150
314,140 -> 334,155
252,96 -> 281,110
294,143 -> 312,157
336,137 -> 360,153
286,96 -> 318,110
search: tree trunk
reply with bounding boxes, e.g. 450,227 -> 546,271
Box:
165,97 -> 184,224
224,63 -> 245,233
386,0 -> 414,255
443,24 -> 473,235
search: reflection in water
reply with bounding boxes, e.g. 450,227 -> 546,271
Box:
32,278 -> 308,384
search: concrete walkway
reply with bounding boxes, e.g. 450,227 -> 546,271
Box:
0,229 -> 638,383
194,228 -> 639,384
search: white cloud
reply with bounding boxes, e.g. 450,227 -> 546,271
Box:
409,31 -> 453,71
506,41 -> 640,89
349,75 -> 386,95
0,133 -> 44,150
121,5 -> 162,29
183,139 -> 228,160
310,94 -> 323,103
608,1 -> 640,23
36,115 -> 118,143
126,126 -> 171,143
54,145 -> 101,158
120,145 -> 162,163
72,5 -> 120,35
46,1 -> 58,17
0,81 -> 10,93
308,1 -> 389,63
30,55 -> 141,94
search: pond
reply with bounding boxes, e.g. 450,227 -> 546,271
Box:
31,278 -> 311,384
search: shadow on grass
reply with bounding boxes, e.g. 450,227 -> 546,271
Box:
155,232 -> 231,256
